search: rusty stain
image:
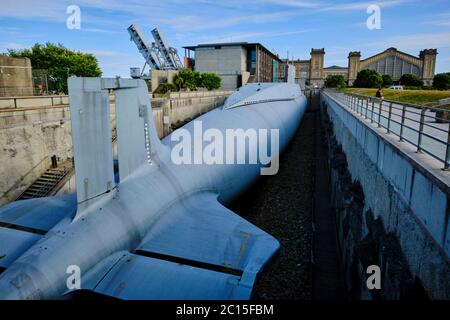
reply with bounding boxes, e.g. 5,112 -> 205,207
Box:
113,282 -> 126,296
236,231 -> 250,266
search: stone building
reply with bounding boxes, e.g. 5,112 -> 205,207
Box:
323,65 -> 349,79
0,55 -> 34,97
280,47 -> 438,88
347,48 -> 437,86
183,42 -> 281,90
278,48 -> 326,88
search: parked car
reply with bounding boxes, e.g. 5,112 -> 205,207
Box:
388,85 -> 404,90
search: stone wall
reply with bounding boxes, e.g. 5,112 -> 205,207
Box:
321,91 -> 450,299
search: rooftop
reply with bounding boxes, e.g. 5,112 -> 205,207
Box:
183,42 -> 280,61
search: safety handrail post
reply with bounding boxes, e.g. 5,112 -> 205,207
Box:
387,102 -> 393,133
444,123 -> 450,170
358,97 -> 361,115
399,104 -> 406,142
365,97 -> 369,119
417,107 -> 427,153
378,100 -> 382,127
371,99 -> 375,123
360,97 -> 364,115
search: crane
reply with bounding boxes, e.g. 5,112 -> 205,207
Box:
128,24 -> 183,78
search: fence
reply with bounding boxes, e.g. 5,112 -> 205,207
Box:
323,89 -> 450,170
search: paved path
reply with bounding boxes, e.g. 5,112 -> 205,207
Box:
330,92 -> 449,162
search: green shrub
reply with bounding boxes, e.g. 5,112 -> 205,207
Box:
201,72 -> 221,90
353,69 -> 383,88
433,73 -> 450,90
172,70 -> 221,91
154,82 -> 177,94
192,71 -> 202,88
382,74 -> 393,87
175,69 -> 196,90
399,73 -> 423,87
325,75 -> 346,88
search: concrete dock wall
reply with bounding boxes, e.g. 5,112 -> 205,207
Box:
0,90 -> 231,205
321,91 -> 450,299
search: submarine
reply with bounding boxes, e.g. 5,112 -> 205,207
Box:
0,74 -> 307,300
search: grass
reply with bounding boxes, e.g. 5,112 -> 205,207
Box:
343,88 -> 450,105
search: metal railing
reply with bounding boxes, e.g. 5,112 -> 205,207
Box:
323,89 -> 450,170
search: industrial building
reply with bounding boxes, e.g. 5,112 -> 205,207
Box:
279,47 -> 438,87
184,42 -> 281,90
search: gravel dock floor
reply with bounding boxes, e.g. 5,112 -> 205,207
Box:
229,105 -> 316,300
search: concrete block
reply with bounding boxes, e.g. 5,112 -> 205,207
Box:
410,171 -> 447,248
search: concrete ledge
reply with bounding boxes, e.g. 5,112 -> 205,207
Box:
0,91 -> 232,110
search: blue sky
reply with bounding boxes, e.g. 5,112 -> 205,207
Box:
1,0 -> 449,77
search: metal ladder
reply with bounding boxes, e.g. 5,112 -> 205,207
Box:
17,167 -> 70,200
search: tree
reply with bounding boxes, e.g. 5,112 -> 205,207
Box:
201,73 -> 221,90
382,74 -> 393,87
8,42 -> 101,94
154,82 -> 177,94
325,75 -> 346,88
173,73 -> 185,90
433,73 -> 450,90
399,73 -> 423,87
353,69 -> 383,88
176,69 -> 196,90
172,70 -> 221,91
192,71 -> 203,88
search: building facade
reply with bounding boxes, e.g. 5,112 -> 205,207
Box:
280,47 -> 438,88
323,65 -> 349,78
184,42 -> 281,90
278,48 -> 326,88
347,47 -> 437,86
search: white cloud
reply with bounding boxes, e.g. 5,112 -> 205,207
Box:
363,32 -> 450,50
0,0 -> 67,21
0,42 -> 30,54
259,0 -> 321,8
87,50 -> 130,57
193,29 -> 314,44
81,28 -> 123,34
319,0 -> 409,11
158,11 -> 298,32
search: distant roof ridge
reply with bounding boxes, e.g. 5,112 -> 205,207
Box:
324,65 -> 347,69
